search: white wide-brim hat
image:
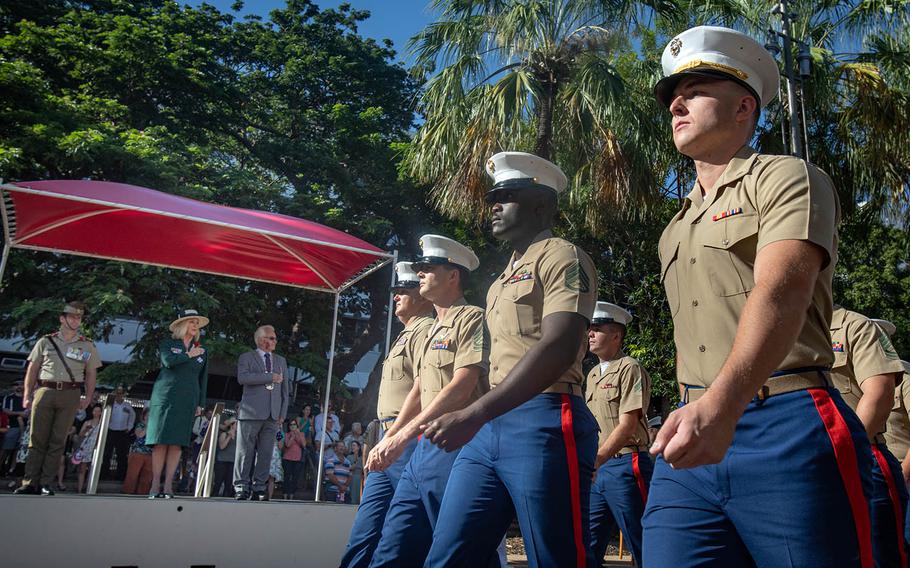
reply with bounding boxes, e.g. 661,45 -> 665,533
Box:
169,308 -> 210,332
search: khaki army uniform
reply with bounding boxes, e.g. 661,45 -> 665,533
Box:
884,362 -> 910,463
416,299 -> 488,409
659,146 -> 839,391
585,354 -> 651,450
376,315 -> 433,420
25,333 -> 101,487
486,231 -> 597,393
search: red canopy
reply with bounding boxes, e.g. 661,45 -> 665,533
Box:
0,180 -> 391,292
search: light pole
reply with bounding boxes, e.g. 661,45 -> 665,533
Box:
766,0 -> 812,161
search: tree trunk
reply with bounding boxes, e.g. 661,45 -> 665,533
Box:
534,78 -> 556,160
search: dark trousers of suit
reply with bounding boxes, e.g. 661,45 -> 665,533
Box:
233,419 -> 279,492
103,429 -> 131,480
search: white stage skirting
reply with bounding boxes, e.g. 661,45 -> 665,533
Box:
0,494 -> 357,567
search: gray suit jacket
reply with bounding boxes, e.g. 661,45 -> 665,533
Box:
237,350 -> 290,421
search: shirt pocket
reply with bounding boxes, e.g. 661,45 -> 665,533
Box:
659,239 -> 681,316
425,348 -> 456,395
504,279 -> 540,336
702,213 -> 759,297
387,343 -> 408,381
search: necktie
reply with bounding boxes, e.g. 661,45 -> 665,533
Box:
264,353 -> 272,373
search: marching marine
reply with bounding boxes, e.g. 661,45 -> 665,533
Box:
339,262 -> 434,568
585,301 -> 652,566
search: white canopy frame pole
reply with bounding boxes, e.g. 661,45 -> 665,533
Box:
0,242 -> 10,288
0,184 -> 12,287
384,250 -> 398,357
315,291 -> 342,502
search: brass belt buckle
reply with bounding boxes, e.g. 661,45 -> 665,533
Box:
757,385 -> 770,401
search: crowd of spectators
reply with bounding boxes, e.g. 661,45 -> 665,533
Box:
1,382 -> 367,504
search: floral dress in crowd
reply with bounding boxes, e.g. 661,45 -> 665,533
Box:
269,440 -> 283,482
73,421 -> 100,465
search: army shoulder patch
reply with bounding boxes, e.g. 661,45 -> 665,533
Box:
565,261 -> 590,293
879,334 -> 899,360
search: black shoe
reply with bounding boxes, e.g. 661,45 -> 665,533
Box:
235,490 -> 251,501
13,484 -> 39,495
251,490 -> 268,501
40,486 -> 55,496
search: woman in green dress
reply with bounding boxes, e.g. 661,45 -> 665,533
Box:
146,309 -> 209,498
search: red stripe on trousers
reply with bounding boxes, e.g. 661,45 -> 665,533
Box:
631,452 -> 648,506
809,389 -> 874,568
560,394 -> 585,568
871,444 -> 908,567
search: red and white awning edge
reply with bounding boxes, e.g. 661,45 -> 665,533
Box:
0,180 -> 394,294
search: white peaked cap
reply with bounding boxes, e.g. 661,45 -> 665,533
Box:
655,25 -> 780,108
393,262 -> 420,289
870,318 -> 897,338
416,234 -> 480,272
591,301 -> 633,326
485,151 -> 568,195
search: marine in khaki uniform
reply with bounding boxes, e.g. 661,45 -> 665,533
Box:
585,302 -> 652,566
423,152 -> 599,567
17,301 -> 99,495
340,262 -> 434,568
366,236 -> 493,568
643,26 -> 874,567
849,315 -> 910,562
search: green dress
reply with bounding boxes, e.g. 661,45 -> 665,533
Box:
146,339 -> 208,446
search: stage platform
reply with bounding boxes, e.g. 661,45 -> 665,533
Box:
0,493 -> 357,568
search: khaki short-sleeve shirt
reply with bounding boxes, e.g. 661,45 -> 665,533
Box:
658,146 -> 840,387
28,333 -> 101,383
486,231 -> 597,388
585,354 -> 651,448
416,300 -> 489,410
376,315 -> 434,420
884,361 -> 910,461
830,307 -> 905,411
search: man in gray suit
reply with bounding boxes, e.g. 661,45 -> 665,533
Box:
234,324 -> 289,501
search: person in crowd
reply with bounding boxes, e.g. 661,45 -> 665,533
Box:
367,235 -> 491,567
315,415 -> 340,458
17,301 -> 99,496
281,418 -> 306,500
348,440 -> 363,505
267,428 -> 284,501
325,440 -> 352,503
122,407 -> 153,495
1,381 -> 26,474
146,309 -> 209,499
234,324 -> 289,501
73,404 -> 102,493
642,26 -> 871,566
315,401 -> 341,440
344,422 -> 364,448
103,385 -> 136,481
340,261 -> 434,568
213,415 -> 238,497
299,404 -> 315,442
421,155 -> 598,567
829,307 -> 907,565
585,302 -> 653,566
55,422 -> 77,492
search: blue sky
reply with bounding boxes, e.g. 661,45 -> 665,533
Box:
198,1 -> 438,64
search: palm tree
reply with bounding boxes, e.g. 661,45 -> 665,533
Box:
405,0 -> 683,231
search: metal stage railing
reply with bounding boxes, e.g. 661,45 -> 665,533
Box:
194,402 -> 224,498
